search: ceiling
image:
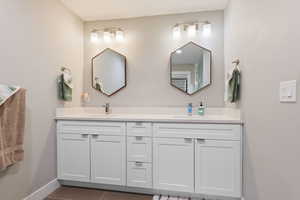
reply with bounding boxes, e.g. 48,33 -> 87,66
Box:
61,0 -> 229,21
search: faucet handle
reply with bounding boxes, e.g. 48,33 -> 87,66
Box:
102,103 -> 110,114
101,103 -> 109,107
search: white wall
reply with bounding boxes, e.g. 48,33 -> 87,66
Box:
84,11 -> 225,107
0,0 -> 83,199
225,0 -> 300,199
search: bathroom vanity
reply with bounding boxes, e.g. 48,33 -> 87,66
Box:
56,108 -> 243,200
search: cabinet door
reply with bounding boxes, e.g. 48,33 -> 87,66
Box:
195,139 -> 241,197
57,133 -> 90,182
153,138 -> 194,192
91,135 -> 126,185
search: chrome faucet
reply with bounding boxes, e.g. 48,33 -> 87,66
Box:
102,103 -> 110,114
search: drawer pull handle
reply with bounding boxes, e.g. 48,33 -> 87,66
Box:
135,122 -> 143,126
91,134 -> 99,138
81,134 -> 89,138
135,136 -> 143,140
135,162 -> 143,167
197,138 -> 206,143
184,138 -> 193,143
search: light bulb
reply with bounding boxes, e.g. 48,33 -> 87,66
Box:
103,31 -> 112,43
90,31 -> 99,43
202,23 -> 212,37
116,30 -> 124,42
173,25 -> 181,40
187,24 -> 197,37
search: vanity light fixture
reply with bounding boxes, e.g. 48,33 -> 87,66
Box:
172,21 -> 212,39
187,24 -> 197,37
90,30 -> 100,43
202,22 -> 212,37
173,25 -> 181,40
116,29 -> 125,42
90,28 -> 125,43
103,31 -> 112,43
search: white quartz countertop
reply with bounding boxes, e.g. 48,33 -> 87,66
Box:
56,107 -> 243,124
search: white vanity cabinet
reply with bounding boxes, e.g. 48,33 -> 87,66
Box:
153,123 -> 242,198
57,121 -> 126,186
57,118 -> 242,199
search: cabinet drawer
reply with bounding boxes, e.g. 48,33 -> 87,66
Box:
127,136 -> 152,162
57,121 -> 125,136
127,122 -> 152,137
127,162 -> 152,188
153,123 -> 241,141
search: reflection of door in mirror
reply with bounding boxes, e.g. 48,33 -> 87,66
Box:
170,42 -> 211,95
92,48 -> 126,96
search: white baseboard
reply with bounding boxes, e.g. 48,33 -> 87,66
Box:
23,179 -> 60,200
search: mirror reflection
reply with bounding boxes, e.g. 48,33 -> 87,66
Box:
170,42 -> 211,95
92,48 -> 126,96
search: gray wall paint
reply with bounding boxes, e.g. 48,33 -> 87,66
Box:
225,0 -> 300,199
0,0 -> 83,199
84,11 -> 225,107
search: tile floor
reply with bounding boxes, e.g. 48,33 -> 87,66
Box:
46,186 -> 153,200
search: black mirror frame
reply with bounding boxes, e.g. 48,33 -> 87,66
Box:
91,48 -> 127,97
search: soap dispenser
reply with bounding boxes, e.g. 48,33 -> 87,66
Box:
198,101 -> 205,116
187,103 -> 193,116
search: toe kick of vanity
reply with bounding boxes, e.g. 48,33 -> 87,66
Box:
56,120 -> 243,199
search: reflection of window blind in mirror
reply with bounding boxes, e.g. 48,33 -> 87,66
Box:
172,78 -> 187,92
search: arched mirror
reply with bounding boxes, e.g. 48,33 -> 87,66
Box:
92,48 -> 127,96
170,42 -> 212,95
